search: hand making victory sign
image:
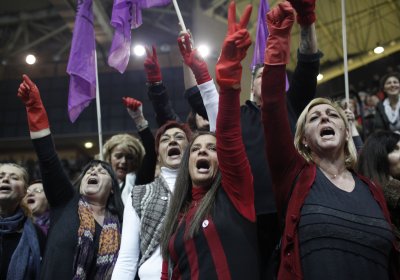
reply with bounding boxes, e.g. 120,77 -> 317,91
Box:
144,45 -> 162,83
216,1 -> 252,90
177,33 -> 211,85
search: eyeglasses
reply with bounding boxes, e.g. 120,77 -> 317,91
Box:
27,188 -> 43,194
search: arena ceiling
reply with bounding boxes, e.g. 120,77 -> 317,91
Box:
0,0 -> 399,84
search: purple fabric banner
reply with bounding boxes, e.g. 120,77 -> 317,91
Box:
251,0 -> 269,71
108,0 -> 134,73
108,0 -> 171,73
251,0 -> 289,90
66,0 -> 96,123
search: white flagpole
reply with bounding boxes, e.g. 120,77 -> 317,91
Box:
172,0 -> 187,31
94,50 -> 104,160
341,0 -> 349,104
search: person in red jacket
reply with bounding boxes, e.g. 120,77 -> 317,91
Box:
159,2 -> 259,279
261,2 -> 400,279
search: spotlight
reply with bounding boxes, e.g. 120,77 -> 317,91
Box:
317,73 -> 323,81
133,45 -> 146,57
373,46 -> 384,54
26,54 -> 36,65
84,142 -> 93,149
198,44 -> 210,58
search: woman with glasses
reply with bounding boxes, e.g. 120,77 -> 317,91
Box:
0,163 -> 45,279
24,180 -> 50,235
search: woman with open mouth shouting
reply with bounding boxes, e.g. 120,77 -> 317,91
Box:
111,120 -> 192,280
261,2 -> 399,279
17,74 -> 124,280
159,2 -> 260,279
0,163 -> 45,280
24,179 -> 50,235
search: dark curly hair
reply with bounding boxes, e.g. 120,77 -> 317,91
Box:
74,160 -> 124,222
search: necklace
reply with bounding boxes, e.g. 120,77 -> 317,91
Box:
319,166 -> 346,179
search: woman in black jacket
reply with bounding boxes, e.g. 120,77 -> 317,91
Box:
18,74 -> 124,280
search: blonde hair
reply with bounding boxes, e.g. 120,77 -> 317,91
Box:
294,98 -> 357,169
103,134 -> 145,171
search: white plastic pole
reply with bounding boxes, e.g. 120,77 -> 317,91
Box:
94,50 -> 104,160
172,0 -> 187,31
341,0 -> 349,104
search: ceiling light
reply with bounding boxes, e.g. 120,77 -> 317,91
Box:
133,45 -> 146,57
198,44 -> 210,58
160,44 -> 171,53
373,46 -> 384,54
317,73 -> 324,81
84,142 -> 93,149
26,54 -> 36,65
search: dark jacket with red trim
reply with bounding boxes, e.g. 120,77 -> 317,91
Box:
261,64 -> 400,280
161,84 -> 259,279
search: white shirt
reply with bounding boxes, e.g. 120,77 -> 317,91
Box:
112,167 -> 177,280
120,172 -> 136,206
198,79 -> 219,132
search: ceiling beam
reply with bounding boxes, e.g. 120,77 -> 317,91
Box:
319,43 -> 400,84
0,9 -> 59,26
49,0 -> 113,43
10,25 -> 69,56
92,0 -> 113,41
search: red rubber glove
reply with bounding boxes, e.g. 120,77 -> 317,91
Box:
123,96 -> 142,111
288,0 -> 316,26
216,1 -> 252,90
144,45 -> 162,83
17,74 -> 49,132
264,2 -> 294,65
178,33 -> 211,85
122,97 -> 148,130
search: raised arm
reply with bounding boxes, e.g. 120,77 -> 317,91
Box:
261,2 -> 304,213
17,74 -> 74,207
144,46 -> 180,126
343,106 -> 363,152
286,0 -> 321,117
178,33 -> 219,132
215,2 -> 255,222
122,97 -> 157,184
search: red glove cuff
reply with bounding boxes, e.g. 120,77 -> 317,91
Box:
297,13 -> 315,26
193,69 -> 212,85
288,0 -> 316,26
264,35 -> 291,65
144,59 -> 162,83
216,62 -> 242,90
145,70 -> 162,83
26,107 -> 49,132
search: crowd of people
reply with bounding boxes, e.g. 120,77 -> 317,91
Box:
1,0 -> 400,279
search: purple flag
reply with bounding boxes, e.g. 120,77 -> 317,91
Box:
251,0 -> 289,91
251,0 -> 269,71
108,0 -> 171,73
66,0 -> 96,123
